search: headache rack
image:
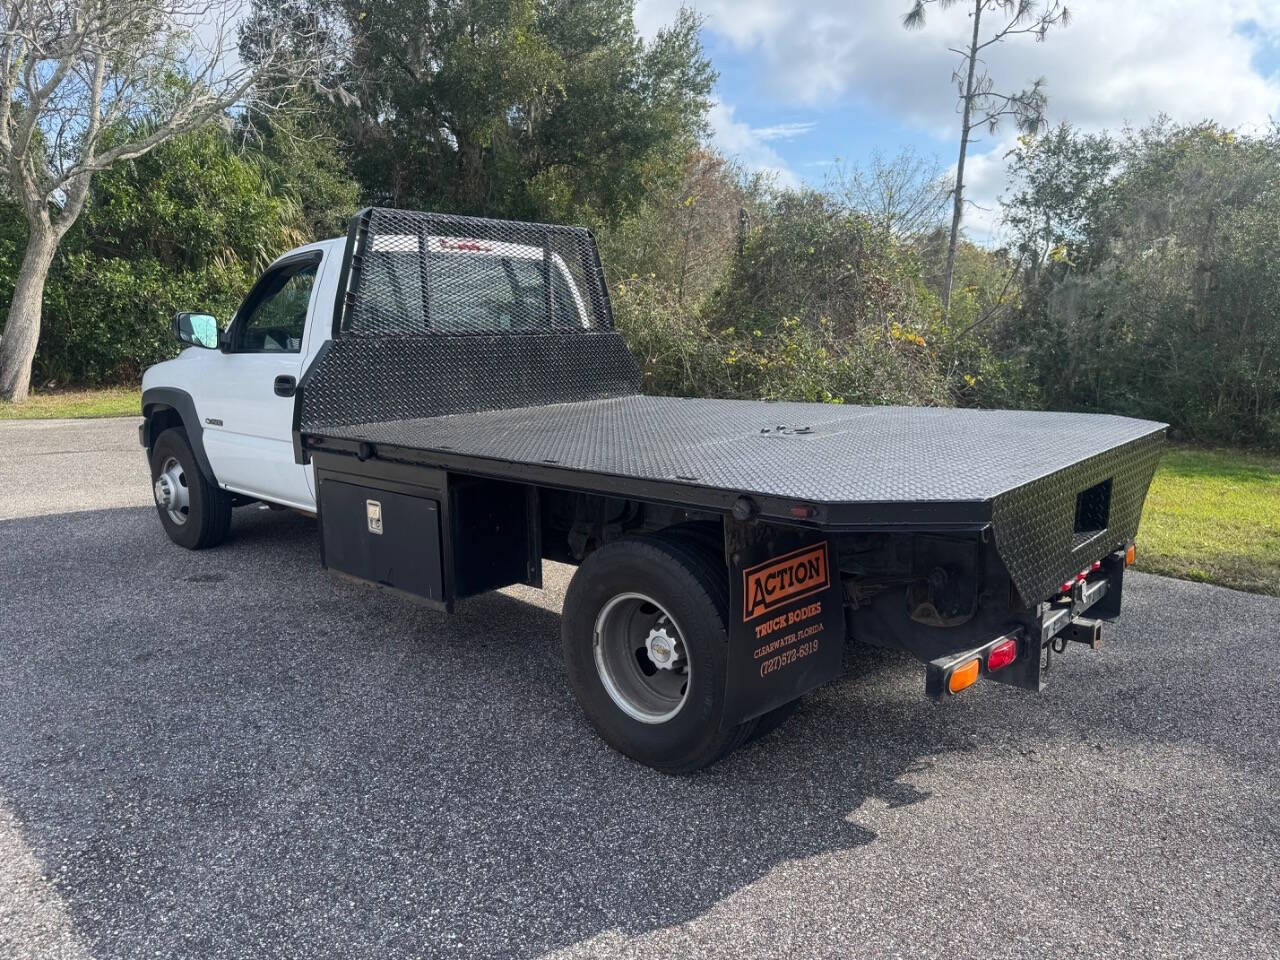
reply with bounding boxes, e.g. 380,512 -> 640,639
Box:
331,207 -> 616,338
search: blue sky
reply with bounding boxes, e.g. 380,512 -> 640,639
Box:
636,0 -> 1280,242
701,29 -> 942,184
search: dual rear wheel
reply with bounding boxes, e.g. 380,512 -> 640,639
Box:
561,533 -> 799,773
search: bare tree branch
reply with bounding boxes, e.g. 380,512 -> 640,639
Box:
0,0 -> 330,211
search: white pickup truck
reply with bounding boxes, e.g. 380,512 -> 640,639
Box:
141,238 -> 336,533
142,230 -> 590,544
140,208 -> 1163,772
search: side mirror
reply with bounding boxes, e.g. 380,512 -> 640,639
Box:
173,312 -> 219,349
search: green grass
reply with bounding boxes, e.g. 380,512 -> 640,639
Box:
1136,445 -> 1280,596
0,386 -> 140,420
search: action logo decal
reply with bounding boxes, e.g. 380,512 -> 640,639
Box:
741,542 -> 830,622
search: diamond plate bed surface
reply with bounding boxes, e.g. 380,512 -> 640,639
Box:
308,395 -> 1165,505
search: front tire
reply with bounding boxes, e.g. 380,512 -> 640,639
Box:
561,534 -> 755,773
149,427 -> 232,550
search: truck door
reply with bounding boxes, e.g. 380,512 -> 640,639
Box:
198,251 -> 324,510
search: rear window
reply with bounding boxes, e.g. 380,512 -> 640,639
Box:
357,250 -> 584,333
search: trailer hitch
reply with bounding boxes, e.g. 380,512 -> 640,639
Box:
1062,616 -> 1103,650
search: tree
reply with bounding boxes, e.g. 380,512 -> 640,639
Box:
1003,122 -> 1116,273
244,0 -> 715,226
237,107 -> 360,239
1002,120 -> 1280,447
7,126 -> 310,385
0,0 -> 325,402
235,1 -> 359,239
598,150 -> 755,304
903,0 -> 1069,318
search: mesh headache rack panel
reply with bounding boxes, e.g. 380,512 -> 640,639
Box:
338,208 -> 615,336
298,207 -> 641,432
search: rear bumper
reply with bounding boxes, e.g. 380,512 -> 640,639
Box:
925,546 -> 1129,699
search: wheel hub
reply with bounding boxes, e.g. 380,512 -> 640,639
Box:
644,623 -> 683,670
593,592 -> 692,724
154,456 -> 190,525
153,475 -> 175,509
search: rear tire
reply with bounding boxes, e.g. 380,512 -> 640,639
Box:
149,427 -> 232,550
561,534 -> 755,773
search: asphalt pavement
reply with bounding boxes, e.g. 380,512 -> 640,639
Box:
0,417 -> 1277,959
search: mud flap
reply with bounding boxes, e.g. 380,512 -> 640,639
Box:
722,518 -> 846,727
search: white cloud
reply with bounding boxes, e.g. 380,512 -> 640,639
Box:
748,121 -> 817,142
638,0 -> 1280,239
706,100 -> 805,188
953,138 -> 1016,243
640,0 -> 1280,130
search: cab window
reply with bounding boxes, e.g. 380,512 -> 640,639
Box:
427,254 -> 582,332
235,261 -> 318,352
356,250 -> 586,333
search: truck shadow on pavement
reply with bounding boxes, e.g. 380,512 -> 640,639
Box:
0,504 -> 1271,958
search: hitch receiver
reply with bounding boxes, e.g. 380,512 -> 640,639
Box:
1064,616 -> 1102,650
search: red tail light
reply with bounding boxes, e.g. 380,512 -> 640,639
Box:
987,637 -> 1017,672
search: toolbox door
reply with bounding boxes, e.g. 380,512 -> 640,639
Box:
319,479 -> 446,607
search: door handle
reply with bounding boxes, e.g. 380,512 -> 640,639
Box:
274,375 -> 297,398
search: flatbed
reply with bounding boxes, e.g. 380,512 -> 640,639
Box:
145,206 -> 1167,773
302,394 -> 1163,603
304,397 -> 1159,512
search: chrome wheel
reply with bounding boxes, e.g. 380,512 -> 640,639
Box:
153,455 -> 190,525
593,592 -> 691,724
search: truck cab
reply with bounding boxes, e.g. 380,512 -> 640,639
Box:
140,237 -> 344,515
140,231 -> 593,521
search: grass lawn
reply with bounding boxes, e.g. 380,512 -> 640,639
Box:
1136,445 -> 1280,596
0,386 -> 140,420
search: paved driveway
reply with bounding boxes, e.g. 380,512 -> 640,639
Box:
1,418 -> 1277,959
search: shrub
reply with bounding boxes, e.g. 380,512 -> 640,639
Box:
612,185 -> 954,409
1004,120 -> 1280,447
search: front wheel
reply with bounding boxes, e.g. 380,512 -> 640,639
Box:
149,427 -> 232,550
561,534 -> 755,773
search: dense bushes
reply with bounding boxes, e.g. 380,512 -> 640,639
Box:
1005,121 -> 1280,447
606,158 -> 1019,410
613,275 -> 950,406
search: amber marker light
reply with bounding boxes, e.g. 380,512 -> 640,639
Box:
948,658 -> 980,694
1125,542 -> 1137,567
